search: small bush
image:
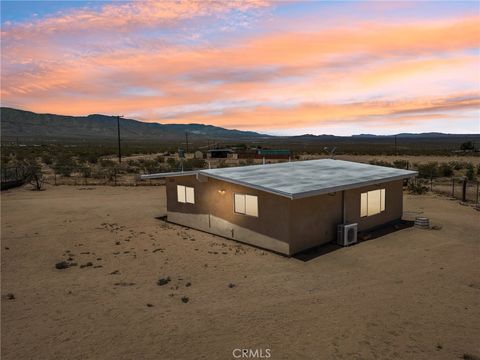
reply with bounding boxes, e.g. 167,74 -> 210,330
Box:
369,160 -> 393,167
392,159 -> 409,169
23,158 -> 45,191
166,158 -> 178,171
449,161 -> 468,170
407,180 -> 429,194
466,163 -> 475,180
52,156 -> 77,177
438,163 -> 453,177
416,162 -> 438,178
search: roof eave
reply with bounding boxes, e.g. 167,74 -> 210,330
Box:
140,170 -> 198,180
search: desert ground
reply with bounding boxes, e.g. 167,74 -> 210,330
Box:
1,185 -> 479,360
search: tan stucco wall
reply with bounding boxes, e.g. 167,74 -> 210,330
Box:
344,180 -> 403,231
166,175 -> 292,254
288,192 -> 343,254
166,176 -> 404,255
288,180 -> 403,254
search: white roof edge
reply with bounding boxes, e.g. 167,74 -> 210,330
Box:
199,169 -> 417,200
141,163 -> 417,199
198,171 -> 295,199
290,171 -> 417,199
140,170 -> 198,179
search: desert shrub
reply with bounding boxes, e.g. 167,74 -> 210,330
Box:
416,162 -> 438,178
23,158 -> 45,190
369,160 -> 393,167
166,158 -> 178,171
83,153 -> 100,164
438,163 -> 453,177
139,159 -> 163,173
392,159 -> 409,169
180,158 -> 205,171
407,179 -> 429,194
217,160 -> 228,168
460,141 -> 475,151
41,153 -> 53,165
52,156 -> 77,177
466,163 -> 475,180
94,159 -> 120,181
99,159 -> 116,168
448,161 -> 468,170
156,155 -> 165,163
77,163 -> 92,178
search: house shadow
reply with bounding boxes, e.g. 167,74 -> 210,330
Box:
293,219 -> 415,262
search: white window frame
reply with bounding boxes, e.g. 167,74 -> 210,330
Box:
360,188 -> 385,217
233,193 -> 258,217
177,185 -> 195,204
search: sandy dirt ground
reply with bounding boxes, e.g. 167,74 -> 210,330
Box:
1,185 -> 479,360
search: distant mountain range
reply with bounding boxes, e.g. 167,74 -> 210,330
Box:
0,107 -> 477,143
0,107 -> 269,142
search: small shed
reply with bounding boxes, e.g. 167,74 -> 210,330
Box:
142,159 -> 416,255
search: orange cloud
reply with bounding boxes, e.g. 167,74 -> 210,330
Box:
1,1 -> 479,134
155,93 -> 480,130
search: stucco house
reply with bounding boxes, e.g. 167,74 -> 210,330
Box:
142,159 -> 417,255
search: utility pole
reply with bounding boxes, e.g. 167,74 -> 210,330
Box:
117,115 -> 123,163
185,132 -> 189,153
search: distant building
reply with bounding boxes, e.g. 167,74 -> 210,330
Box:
194,151 -> 204,159
206,149 -> 233,158
142,159 -> 416,255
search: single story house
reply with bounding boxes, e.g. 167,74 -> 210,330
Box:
141,159 -> 417,255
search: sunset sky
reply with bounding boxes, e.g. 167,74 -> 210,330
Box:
1,0 -> 479,135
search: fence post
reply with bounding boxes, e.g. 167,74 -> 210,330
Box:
462,177 -> 467,202
476,181 -> 479,204
451,177 -> 455,198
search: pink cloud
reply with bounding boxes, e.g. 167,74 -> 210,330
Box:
1,1 -> 479,134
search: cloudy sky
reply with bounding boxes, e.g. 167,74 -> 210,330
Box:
1,0 -> 479,135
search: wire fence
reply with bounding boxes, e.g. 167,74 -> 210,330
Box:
3,162 -> 480,204
45,172 -> 165,187
428,177 -> 479,203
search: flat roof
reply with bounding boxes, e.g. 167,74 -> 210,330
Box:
141,159 -> 417,199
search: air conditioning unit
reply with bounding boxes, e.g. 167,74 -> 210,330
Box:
337,223 -> 358,246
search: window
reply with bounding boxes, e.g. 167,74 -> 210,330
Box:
177,185 -> 195,204
360,188 -> 385,217
234,194 -> 258,217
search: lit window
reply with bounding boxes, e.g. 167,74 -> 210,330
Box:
177,185 -> 195,204
234,194 -> 258,217
186,186 -> 195,204
360,189 -> 385,217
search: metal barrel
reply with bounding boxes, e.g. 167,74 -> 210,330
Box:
414,217 -> 430,229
